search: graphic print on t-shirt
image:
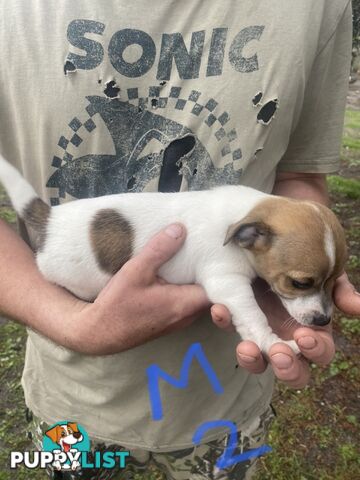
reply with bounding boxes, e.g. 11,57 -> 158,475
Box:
46,86 -> 244,204
46,20 -> 272,204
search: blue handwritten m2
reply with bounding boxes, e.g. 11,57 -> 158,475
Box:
146,342 -> 272,470
146,342 -> 224,421
193,420 -> 272,469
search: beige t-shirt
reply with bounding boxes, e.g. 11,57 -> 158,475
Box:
0,0 -> 351,450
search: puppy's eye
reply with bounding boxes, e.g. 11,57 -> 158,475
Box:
291,278 -> 314,290
61,431 -> 66,437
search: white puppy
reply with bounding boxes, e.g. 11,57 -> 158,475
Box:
0,155 -> 347,354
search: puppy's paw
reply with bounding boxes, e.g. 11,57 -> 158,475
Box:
262,336 -> 300,357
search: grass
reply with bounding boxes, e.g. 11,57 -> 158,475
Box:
343,137 -> 360,150
340,317 -> 360,337
327,176 -> 360,199
341,110 -> 360,166
0,323 -> 40,480
0,207 -> 17,224
343,109 -> 360,130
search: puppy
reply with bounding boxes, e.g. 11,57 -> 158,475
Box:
0,155 -> 347,354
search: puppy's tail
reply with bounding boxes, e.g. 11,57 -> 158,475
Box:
0,154 -> 50,228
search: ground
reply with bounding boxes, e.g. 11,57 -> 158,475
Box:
0,92 -> 359,479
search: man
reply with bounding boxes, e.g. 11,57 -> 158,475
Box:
0,1 -> 358,479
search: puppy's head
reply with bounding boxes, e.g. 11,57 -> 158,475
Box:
224,197 -> 347,326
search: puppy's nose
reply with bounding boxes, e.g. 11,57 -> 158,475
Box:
73,431 -> 82,439
312,314 -> 331,326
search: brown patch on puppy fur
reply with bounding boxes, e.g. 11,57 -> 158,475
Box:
23,198 -> 50,251
90,209 -> 134,274
228,197 -> 347,298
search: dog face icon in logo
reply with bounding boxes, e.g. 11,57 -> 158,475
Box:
45,422 -> 83,453
43,421 -> 90,471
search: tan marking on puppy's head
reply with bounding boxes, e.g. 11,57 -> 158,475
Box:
225,196 -> 347,325
22,198 -> 50,251
90,209 -> 134,275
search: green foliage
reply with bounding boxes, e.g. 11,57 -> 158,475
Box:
0,322 -> 41,479
338,444 -> 359,465
340,317 -> 360,337
344,109 -> 360,131
327,176 -> 360,199
0,207 -> 17,223
346,415 -> 357,426
343,136 -> 360,150
341,110 -> 360,165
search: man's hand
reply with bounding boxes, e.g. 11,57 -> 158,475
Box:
333,271 -> 360,316
68,223 -> 211,355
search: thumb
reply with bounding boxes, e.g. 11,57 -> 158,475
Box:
333,272 -> 360,316
127,223 -> 186,284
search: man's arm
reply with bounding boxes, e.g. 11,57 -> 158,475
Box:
213,172 -> 360,388
272,171 -> 329,203
0,219 -> 210,355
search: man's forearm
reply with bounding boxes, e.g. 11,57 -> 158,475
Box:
0,219 -> 85,341
272,171 -> 329,205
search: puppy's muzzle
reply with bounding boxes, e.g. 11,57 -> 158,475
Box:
312,314 -> 331,326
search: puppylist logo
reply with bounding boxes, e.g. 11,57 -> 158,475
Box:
10,422 -> 129,472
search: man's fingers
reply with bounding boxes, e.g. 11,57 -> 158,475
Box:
161,312 -> 200,335
269,343 -> 311,388
294,327 -> 335,366
172,284 -> 210,320
333,273 -> 360,316
125,224 -> 186,284
236,341 -> 267,374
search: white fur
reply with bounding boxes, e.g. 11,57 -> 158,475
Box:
324,225 -> 336,274
0,157 -> 37,214
280,293 -> 332,326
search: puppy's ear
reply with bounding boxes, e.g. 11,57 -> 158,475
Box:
45,425 -> 61,444
223,221 -> 273,250
68,422 -> 79,433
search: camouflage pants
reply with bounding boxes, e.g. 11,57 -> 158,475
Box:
26,406 -> 274,480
